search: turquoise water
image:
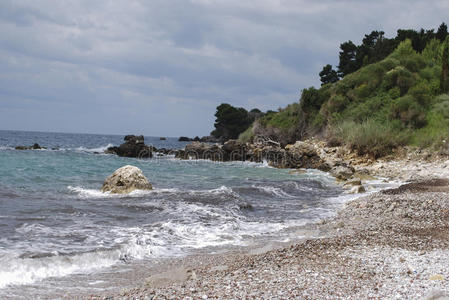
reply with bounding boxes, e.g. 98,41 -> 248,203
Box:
0,130 -> 344,297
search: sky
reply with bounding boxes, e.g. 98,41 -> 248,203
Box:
0,0 -> 448,137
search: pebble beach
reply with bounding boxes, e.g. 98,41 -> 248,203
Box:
90,158 -> 449,300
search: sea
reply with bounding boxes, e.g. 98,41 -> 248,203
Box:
0,130 -> 363,298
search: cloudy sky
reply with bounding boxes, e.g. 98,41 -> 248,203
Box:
0,0 -> 447,136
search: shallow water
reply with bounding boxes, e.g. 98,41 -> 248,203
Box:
0,130 -> 346,298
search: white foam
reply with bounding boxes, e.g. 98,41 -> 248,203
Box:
252,185 -> 295,198
67,186 -> 159,199
73,144 -> 114,153
0,250 -> 119,289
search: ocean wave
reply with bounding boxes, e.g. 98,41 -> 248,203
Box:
251,185 -> 296,198
0,249 -> 119,289
68,185 -> 240,200
0,146 -> 14,151
67,186 -> 179,199
73,144 -> 114,153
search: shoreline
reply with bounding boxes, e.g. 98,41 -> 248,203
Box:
87,150 -> 449,299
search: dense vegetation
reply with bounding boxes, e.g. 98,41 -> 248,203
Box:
322,23 -> 449,83
237,24 -> 449,158
211,103 -> 264,141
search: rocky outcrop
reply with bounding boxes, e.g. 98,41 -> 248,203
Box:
178,136 -> 220,143
101,165 -> 152,194
176,139 -> 328,169
178,136 -> 193,142
106,135 -> 152,158
15,143 -> 44,150
330,164 -> 355,180
222,140 -> 247,161
176,142 -> 223,160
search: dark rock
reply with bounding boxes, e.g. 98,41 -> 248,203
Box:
15,143 -> 43,150
199,136 -> 219,143
160,137 -> 167,140
106,135 -> 152,158
222,140 -> 247,161
178,136 -> 193,142
176,142 -> 223,160
239,203 -> 253,210
15,146 -> 29,150
193,136 -> 201,142
124,135 -> 144,144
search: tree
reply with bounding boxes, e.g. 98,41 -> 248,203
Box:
319,64 -> 339,85
337,41 -> 358,77
211,103 -> 253,140
441,41 -> 449,93
248,108 -> 264,121
436,22 -> 448,42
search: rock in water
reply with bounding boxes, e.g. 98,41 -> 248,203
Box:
105,135 -> 152,158
101,165 -> 152,194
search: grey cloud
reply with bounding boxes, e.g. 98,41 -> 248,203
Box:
0,0 -> 447,136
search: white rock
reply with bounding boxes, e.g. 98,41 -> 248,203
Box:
101,165 -> 152,194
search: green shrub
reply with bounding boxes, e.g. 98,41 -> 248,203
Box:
383,66 -> 416,95
238,126 -> 254,143
433,100 -> 449,118
412,111 -> 449,148
401,55 -> 426,73
433,93 -> 449,105
409,81 -> 431,106
354,83 -> 372,99
388,87 -> 401,99
379,57 -> 400,71
422,38 -> 441,64
390,95 -> 427,128
260,103 -> 301,129
331,120 -> 409,158
326,94 -> 349,114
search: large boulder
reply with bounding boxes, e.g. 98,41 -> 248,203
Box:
285,141 -> 317,157
106,135 -> 152,158
283,141 -> 325,169
222,140 -> 247,161
330,164 -> 355,180
101,165 -> 152,194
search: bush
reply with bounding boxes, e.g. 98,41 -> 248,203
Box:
390,95 -> 427,128
325,94 -> 349,114
383,66 -> 416,95
412,111 -> 449,148
238,126 -> 254,144
331,120 -> 409,158
409,81 -> 431,106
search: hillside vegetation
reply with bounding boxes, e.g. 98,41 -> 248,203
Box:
243,37 -> 449,158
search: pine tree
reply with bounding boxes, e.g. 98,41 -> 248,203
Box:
337,41 -> 358,77
319,64 -> 339,85
436,22 -> 448,42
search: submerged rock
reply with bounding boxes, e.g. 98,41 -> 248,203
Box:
101,165 -> 153,194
